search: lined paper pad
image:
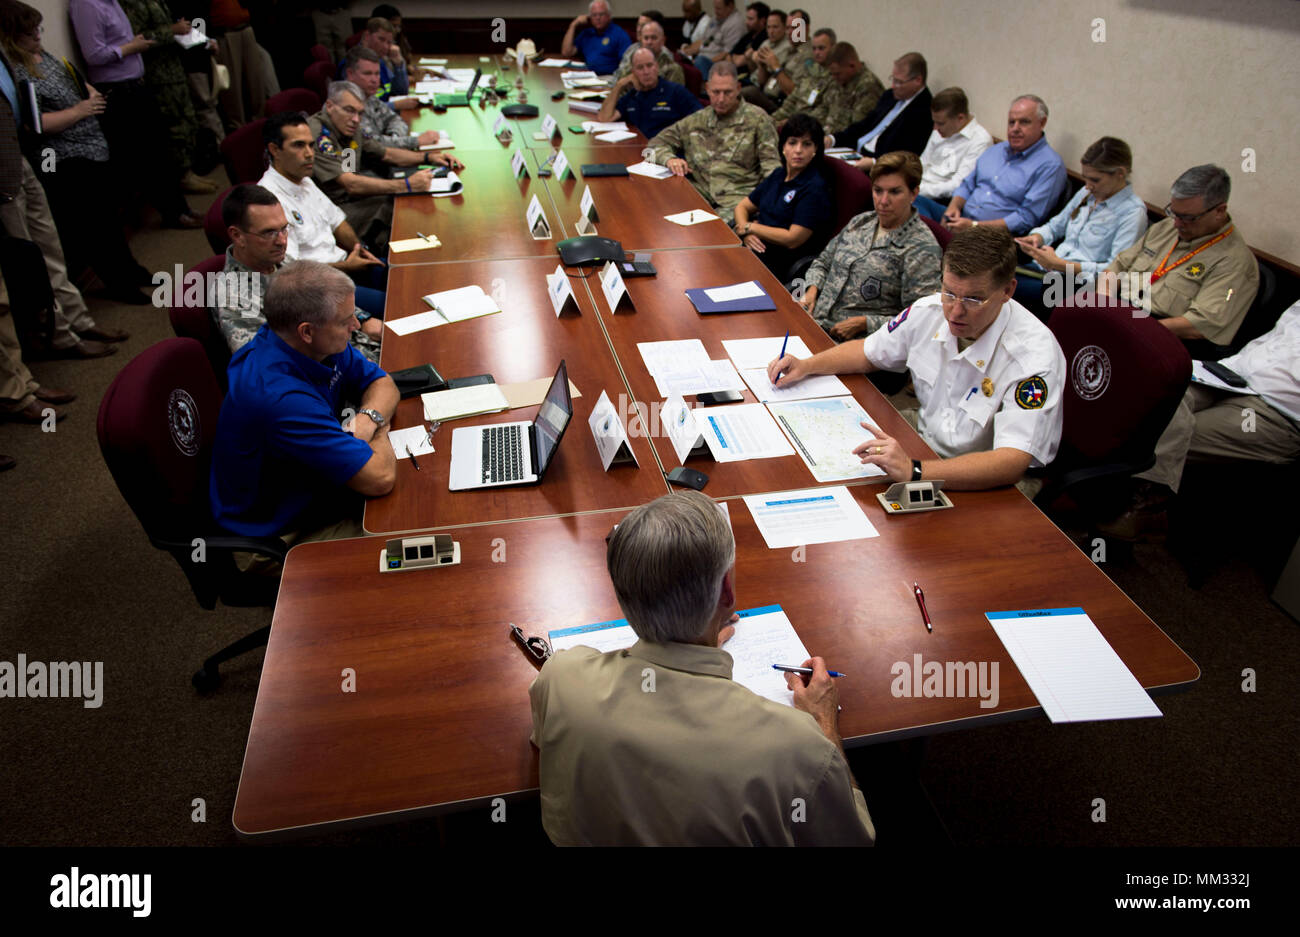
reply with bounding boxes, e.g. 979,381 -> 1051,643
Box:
420,384 -> 510,423
986,608 -> 1163,723
549,605 -> 810,706
743,487 -> 878,548
722,335 -> 813,370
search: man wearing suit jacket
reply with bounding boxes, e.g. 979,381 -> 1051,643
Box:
829,53 -> 932,170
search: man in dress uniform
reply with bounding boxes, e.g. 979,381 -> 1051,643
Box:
768,226 -> 1066,490
645,62 -> 779,220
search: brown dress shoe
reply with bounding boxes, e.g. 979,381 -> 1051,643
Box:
54,340 -> 118,359
80,326 -> 132,342
0,454 -> 15,472
34,386 -> 77,404
0,400 -> 67,423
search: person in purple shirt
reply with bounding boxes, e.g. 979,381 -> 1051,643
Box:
916,94 -> 1066,237
562,0 -> 632,74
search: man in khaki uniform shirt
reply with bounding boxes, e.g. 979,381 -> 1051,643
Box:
647,62 -> 780,220
529,490 -> 876,846
1101,164 -> 1257,347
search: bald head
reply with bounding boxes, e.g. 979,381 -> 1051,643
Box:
640,19 -> 666,54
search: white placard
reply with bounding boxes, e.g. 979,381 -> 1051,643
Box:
552,148 -> 571,181
579,185 -> 598,221
492,114 -> 510,138
526,193 -> 551,239
575,215 -> 598,236
599,260 -> 632,313
588,390 -> 638,470
660,395 -> 706,464
540,113 -> 559,139
546,264 -> 579,316
511,149 -> 529,179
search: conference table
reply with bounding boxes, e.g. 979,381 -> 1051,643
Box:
232,54 -> 1199,839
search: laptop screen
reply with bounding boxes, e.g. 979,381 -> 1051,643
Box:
533,360 -> 572,475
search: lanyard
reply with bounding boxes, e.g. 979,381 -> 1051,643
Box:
1151,226 -> 1233,282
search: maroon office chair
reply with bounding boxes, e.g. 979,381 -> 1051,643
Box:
266,87 -> 321,116
674,51 -> 703,97
309,43 -> 332,64
219,117 -> 268,185
97,338 -> 286,691
344,31 -> 363,51
303,60 -> 336,102
919,213 -> 953,250
167,255 -> 234,394
203,187 -> 234,254
1033,302 -> 1191,517
821,156 -> 874,237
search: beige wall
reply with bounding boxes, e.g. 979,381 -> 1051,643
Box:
807,0 -> 1300,263
29,0 -> 1300,260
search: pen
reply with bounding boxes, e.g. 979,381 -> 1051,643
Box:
965,386 -> 977,401
775,329 -> 790,380
405,443 -> 421,470
914,582 -> 933,633
417,230 -> 433,243
773,664 -> 846,678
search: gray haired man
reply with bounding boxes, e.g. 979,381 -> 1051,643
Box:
529,489 -> 876,845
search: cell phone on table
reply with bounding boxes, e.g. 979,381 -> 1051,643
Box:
1202,361 -> 1248,388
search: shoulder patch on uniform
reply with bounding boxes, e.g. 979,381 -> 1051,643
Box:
1015,376 -> 1047,410
316,133 -> 338,156
886,305 -> 910,332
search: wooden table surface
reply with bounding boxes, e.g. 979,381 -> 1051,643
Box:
234,492 -> 1198,837
233,52 -> 1200,839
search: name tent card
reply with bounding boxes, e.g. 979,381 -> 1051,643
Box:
546,264 -> 579,316
511,149 -> 529,179
580,185 -> 599,221
552,148 -> 572,182
493,114 -> 511,140
588,390 -> 638,469
661,394 -> 707,464
600,260 -> 634,313
540,113 -> 559,139
526,193 -> 552,239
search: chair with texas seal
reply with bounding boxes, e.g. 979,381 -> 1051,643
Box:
97,338 -> 287,692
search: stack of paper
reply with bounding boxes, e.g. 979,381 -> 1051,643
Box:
581,121 -> 628,132
568,100 -> 602,113
627,161 -> 673,179
722,335 -> 814,370
537,58 -> 575,67
596,130 -> 637,142
739,369 -> 849,403
421,384 -> 510,423
548,605 -> 811,706
637,340 -> 745,397
743,486 -> 879,548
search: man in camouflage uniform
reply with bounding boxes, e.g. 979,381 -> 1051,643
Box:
739,9 -> 794,111
646,62 -> 779,220
118,0 -> 212,193
213,185 -> 381,363
801,154 -> 941,340
768,26 -> 834,122
614,20 -> 685,85
817,43 -> 883,136
346,47 -> 439,152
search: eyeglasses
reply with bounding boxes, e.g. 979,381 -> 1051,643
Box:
1164,202 -> 1223,223
244,224 -> 289,240
939,290 -> 996,312
510,624 -> 552,662
332,103 -> 363,118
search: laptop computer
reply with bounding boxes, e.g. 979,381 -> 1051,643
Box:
449,361 -> 573,490
434,69 -> 482,107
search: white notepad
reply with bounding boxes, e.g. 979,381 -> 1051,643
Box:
985,607 -> 1163,723
420,384 -> 510,423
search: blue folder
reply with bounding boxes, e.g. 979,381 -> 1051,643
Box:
685,281 -> 777,314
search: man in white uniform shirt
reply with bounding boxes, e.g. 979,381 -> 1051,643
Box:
768,227 -> 1065,490
916,87 -> 992,201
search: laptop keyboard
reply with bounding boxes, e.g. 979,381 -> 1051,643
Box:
483,425 -> 525,482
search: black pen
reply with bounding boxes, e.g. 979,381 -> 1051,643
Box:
773,664 -> 846,678
405,444 -> 421,471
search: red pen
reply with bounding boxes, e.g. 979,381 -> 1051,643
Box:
913,582 -> 932,633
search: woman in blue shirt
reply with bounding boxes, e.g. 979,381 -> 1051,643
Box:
1013,137 -> 1148,315
734,112 -> 833,278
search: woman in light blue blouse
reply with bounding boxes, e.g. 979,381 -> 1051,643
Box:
1013,137 -> 1147,315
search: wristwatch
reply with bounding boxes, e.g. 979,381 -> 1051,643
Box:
911,459 -> 923,481
357,407 -> 386,428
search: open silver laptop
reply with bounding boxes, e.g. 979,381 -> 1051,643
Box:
449,361 -> 572,490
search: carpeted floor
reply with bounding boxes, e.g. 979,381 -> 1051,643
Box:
0,170 -> 1295,848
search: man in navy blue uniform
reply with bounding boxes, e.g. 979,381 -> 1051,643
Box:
562,0 -> 633,74
595,47 -> 702,139
210,261 -> 398,541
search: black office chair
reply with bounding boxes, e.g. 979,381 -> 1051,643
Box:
97,338 -> 287,691
1183,260 -> 1276,362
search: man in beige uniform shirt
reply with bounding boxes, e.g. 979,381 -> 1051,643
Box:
529,490 -> 876,846
1100,164 -> 1257,348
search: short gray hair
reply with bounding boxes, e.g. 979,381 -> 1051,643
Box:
265,261 -> 355,332
590,0 -> 612,12
327,80 -> 364,106
1171,164 -> 1230,206
606,491 -> 736,644
630,46 -> 657,65
708,60 -> 740,81
1011,94 -> 1048,120
813,27 -> 836,43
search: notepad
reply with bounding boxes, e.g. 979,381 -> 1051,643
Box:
582,121 -> 628,132
420,384 -> 510,423
595,130 -> 637,142
422,285 -> 501,322
722,335 -> 813,371
388,425 -> 435,457
744,487 -> 878,549
389,235 -> 441,253
985,608 -> 1163,723
627,160 -> 673,179
705,281 -> 765,303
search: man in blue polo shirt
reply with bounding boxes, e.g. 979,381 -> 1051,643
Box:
210,261 -> 399,541
562,0 -> 632,75
915,95 -> 1066,237
596,47 -> 701,140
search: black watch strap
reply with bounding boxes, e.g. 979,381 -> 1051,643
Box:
911,459 -> 923,481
